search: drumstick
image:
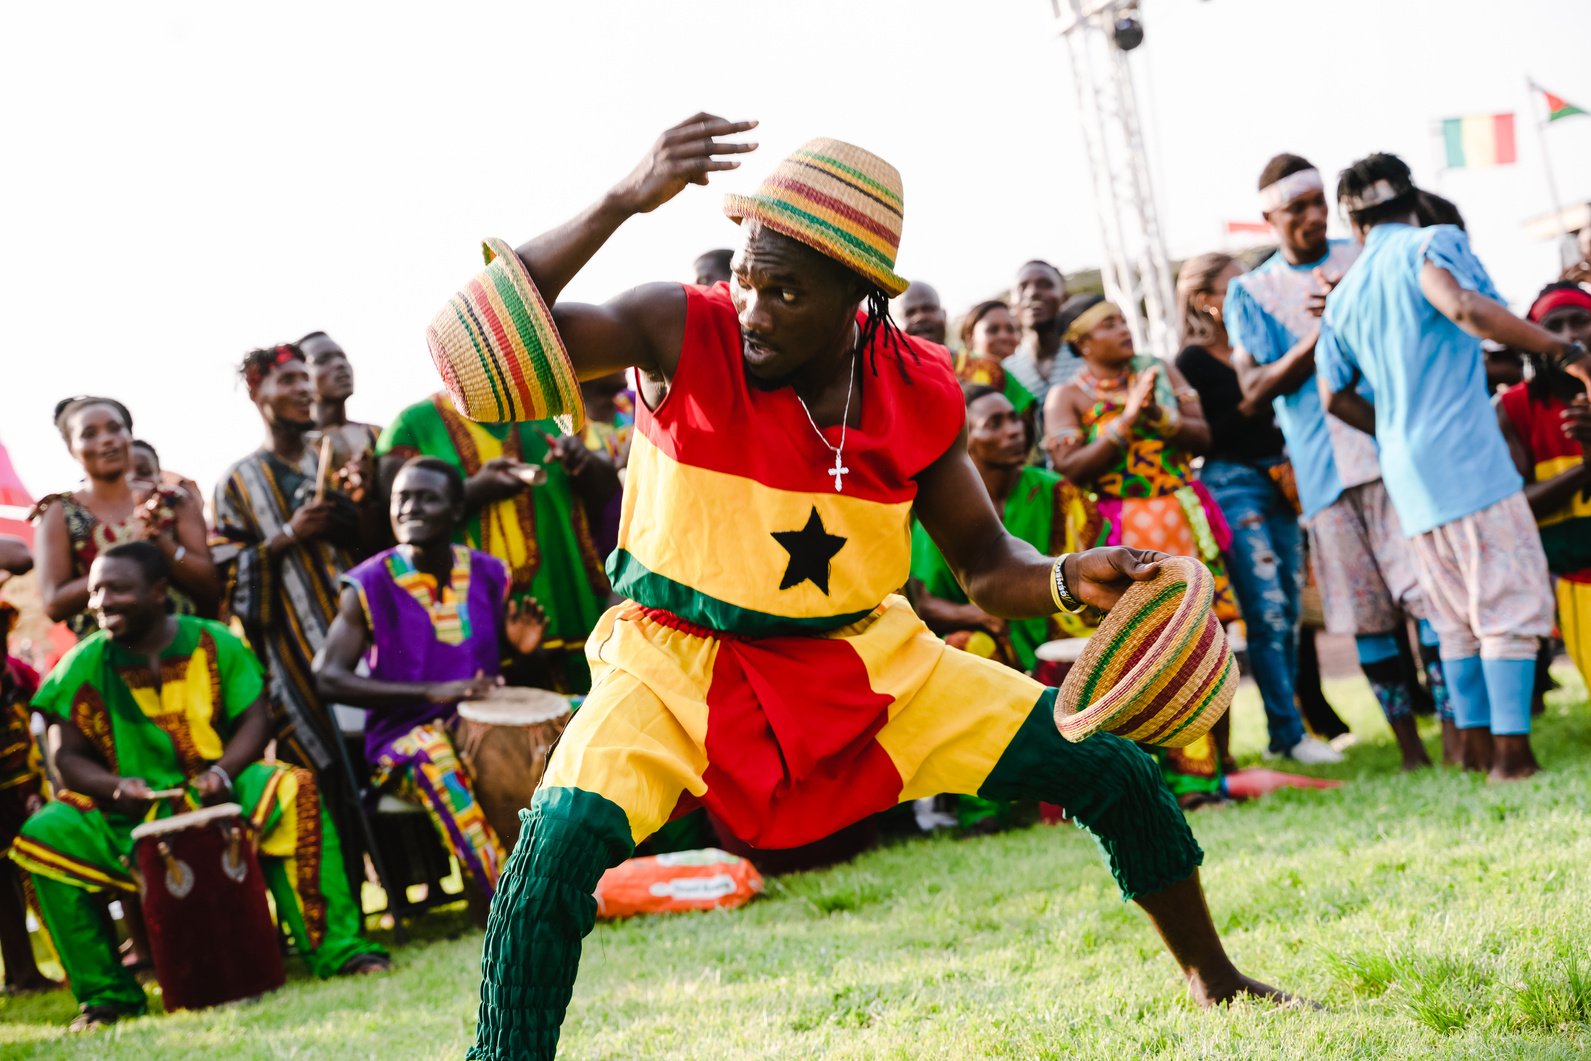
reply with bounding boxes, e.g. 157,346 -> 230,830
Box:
143,788 -> 187,800
314,433 -> 336,503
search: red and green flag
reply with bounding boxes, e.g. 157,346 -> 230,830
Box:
1441,113 -> 1517,168
1537,84 -> 1586,123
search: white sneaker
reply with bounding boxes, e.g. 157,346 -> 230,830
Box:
1286,736 -> 1345,765
1327,732 -> 1359,753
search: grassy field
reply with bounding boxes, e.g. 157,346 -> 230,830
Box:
4,670 -> 1590,1059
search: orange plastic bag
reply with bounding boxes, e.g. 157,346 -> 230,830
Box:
594,848 -> 764,919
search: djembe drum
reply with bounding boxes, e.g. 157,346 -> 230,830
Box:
1031,637 -> 1091,687
455,688 -> 573,852
129,803 -> 284,1011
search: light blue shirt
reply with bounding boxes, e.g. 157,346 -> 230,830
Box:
1316,223 -> 1522,536
1224,240 -> 1380,518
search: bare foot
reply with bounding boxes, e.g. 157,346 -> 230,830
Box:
1459,728 -> 1493,773
1187,969 -> 1321,1010
1440,720 -> 1461,766
338,952 -> 392,976
1391,717 -> 1431,772
1488,734 -> 1540,782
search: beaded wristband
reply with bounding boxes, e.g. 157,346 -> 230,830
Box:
1050,554 -> 1086,615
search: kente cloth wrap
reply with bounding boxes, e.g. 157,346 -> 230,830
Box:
34,487 -> 198,640
1498,382 -> 1591,581
607,283 -> 965,635
1077,374 -> 1238,623
14,618 -> 382,1009
374,721 -> 505,901
211,447 -> 358,770
469,282 -> 1204,1060
911,465 -> 1107,669
341,545 -> 510,763
953,352 -> 1037,413
378,394 -> 608,692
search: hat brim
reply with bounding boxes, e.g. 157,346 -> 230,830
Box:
1053,556 -> 1236,748
725,193 -> 908,298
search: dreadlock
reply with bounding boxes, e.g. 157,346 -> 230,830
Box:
856,286 -> 919,382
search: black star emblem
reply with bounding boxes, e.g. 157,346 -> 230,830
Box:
771,506 -> 847,595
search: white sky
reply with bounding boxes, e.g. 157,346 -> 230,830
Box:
4,0 -> 1589,498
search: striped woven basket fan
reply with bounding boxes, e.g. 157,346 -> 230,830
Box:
425,237 -> 585,434
1053,555 -> 1236,748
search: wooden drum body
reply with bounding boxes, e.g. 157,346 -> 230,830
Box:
130,803 -> 284,1010
455,689 -> 573,852
1031,636 -> 1091,687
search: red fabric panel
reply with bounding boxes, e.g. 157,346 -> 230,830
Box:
636,283 -> 964,503
700,634 -> 902,849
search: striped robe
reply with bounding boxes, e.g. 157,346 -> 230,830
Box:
211,447 -> 354,771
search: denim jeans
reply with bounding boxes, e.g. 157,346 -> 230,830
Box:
1199,458 -> 1306,752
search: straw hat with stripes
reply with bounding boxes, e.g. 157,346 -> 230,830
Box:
426,237 -> 585,433
723,138 -> 908,298
1053,556 -> 1236,748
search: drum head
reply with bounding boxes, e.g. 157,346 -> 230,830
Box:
1034,637 -> 1090,663
458,687 -> 572,726
130,802 -> 244,840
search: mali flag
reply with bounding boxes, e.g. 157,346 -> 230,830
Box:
1441,113 -> 1517,169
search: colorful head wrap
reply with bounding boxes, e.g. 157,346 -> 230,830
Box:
1528,282 -> 1591,323
1258,168 -> 1323,213
1057,296 -> 1122,345
723,138 -> 908,298
242,344 -> 306,395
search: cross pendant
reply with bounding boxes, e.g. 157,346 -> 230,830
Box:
828,451 -> 850,492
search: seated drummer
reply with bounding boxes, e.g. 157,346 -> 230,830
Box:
315,457 -> 549,906
11,541 -> 389,1033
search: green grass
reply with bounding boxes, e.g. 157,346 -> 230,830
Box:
5,670 -> 1590,1059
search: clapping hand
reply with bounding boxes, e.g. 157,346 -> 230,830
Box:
1563,395 -> 1591,459
1304,268 -> 1341,318
336,450 -> 377,505
505,596 -> 549,655
612,113 -> 759,215
1122,365 -> 1160,427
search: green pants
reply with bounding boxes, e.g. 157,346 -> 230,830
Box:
12,761 -> 384,1012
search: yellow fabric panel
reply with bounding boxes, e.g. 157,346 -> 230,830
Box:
849,596 -> 1042,801
1537,455 -> 1591,527
1557,578 -> 1591,688
127,646 -> 225,761
543,605 -> 717,844
619,431 -> 913,619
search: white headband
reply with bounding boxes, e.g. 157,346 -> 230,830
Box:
1258,168 -> 1323,213
1340,178 -> 1412,215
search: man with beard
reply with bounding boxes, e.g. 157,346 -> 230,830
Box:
436,115 -> 1296,1061
1008,260 -> 1079,452
896,280 -> 948,347
13,541 -> 387,1032
1226,152 -> 1443,770
212,345 -> 382,781
301,331 -> 384,461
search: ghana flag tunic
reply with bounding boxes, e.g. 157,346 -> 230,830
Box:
11,617 -> 384,1013
378,394 -> 609,692
471,284 -> 1202,1060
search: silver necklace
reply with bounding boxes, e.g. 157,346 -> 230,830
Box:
795,349 -> 857,492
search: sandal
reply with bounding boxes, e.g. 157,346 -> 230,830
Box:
68,1005 -> 128,1032
337,952 -> 392,976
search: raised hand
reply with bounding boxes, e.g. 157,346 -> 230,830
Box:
611,113 -> 759,215
505,596 -> 549,655
1067,547 -> 1167,611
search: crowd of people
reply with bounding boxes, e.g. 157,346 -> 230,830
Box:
0,132 -> 1587,1045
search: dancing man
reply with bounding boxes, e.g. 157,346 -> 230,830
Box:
439,116 -> 1296,1060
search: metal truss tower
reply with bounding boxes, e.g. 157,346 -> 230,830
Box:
1050,0 -> 1178,360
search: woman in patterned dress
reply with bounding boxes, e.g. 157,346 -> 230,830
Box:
1044,297 -> 1238,805
33,397 -> 219,639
